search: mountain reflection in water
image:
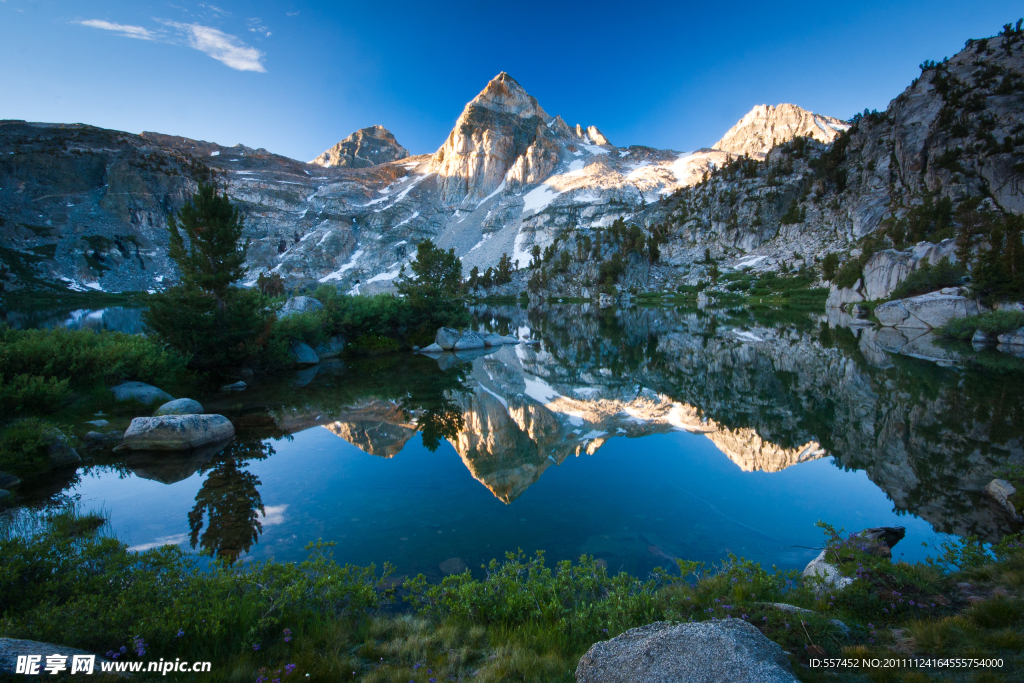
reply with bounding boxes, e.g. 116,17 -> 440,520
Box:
67,304 -> 1023,573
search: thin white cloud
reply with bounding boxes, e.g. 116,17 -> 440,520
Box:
286,11 -> 300,16
162,20 -> 266,72
76,17 -> 267,73
76,19 -> 156,41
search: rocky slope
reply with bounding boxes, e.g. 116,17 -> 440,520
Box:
2,24 -> 1022,296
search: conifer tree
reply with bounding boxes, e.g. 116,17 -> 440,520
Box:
144,183 -> 269,371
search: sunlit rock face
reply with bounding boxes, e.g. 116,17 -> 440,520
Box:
713,104 -> 849,159
310,125 -> 409,168
428,72 -> 558,206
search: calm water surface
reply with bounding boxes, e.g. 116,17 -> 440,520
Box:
15,304 -> 1024,579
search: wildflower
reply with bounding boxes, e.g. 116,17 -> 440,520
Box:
430,679 -> 437,683
762,616 -> 768,622
253,644 -> 261,652
132,636 -> 147,657
283,628 -> 293,643
177,629 -> 184,638
742,614 -> 748,620
909,599 -> 915,606
414,664 -> 421,669
285,664 -> 296,676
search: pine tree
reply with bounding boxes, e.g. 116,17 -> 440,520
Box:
144,183 -> 269,371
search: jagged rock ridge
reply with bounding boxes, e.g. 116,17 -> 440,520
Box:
309,125 -> 409,168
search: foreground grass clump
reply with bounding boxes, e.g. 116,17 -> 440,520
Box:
0,418 -> 78,476
0,326 -> 189,413
1,511 -> 1022,682
941,310 -> 1024,340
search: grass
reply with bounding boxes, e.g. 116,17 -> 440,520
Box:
1,510 -> 1021,682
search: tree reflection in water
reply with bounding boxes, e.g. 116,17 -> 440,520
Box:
188,438 -> 274,562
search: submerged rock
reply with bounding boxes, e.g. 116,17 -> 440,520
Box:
290,340 -> 320,366
279,296 -> 323,318
419,342 -> 444,354
154,398 -> 204,416
439,557 -> 468,575
122,415 -> 235,451
220,381 -> 247,392
575,619 -> 797,683
111,381 -> 173,406
0,471 -> 21,488
127,440 -> 228,484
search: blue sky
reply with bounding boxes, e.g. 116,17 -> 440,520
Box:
1,1 -> 1020,161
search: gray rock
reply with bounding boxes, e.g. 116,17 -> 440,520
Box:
453,331 -> 485,350
996,326 -> 1024,346
220,381 -> 247,392
803,526 -> 905,594
0,637 -> 112,676
972,329 -> 995,346
984,479 -> 1022,522
85,419 -> 109,427
825,280 -> 864,309
412,345 -> 420,352
859,240 -> 958,301
481,332 -> 506,347
0,471 -> 21,488
122,414 -> 235,451
763,603 -> 851,636
289,340 -> 320,366
46,429 -> 81,467
279,296 -> 323,318
802,550 -> 855,594
315,335 -> 346,359
111,381 -> 173,406
435,327 -> 461,350
154,398 -> 204,416
875,291 -> 983,329
419,342 -> 444,354
575,619 -> 797,683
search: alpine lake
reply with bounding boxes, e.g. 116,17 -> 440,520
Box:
6,300 -> 1024,583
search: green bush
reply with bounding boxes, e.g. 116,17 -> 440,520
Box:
0,373 -> 70,414
0,326 -> 189,390
890,257 -> 966,299
0,418 -> 73,476
939,310 -> 1024,339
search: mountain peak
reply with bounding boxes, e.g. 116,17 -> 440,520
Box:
466,72 -> 551,122
310,125 -> 409,168
712,103 -> 849,159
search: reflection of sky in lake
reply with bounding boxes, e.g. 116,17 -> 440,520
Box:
72,424 -> 946,580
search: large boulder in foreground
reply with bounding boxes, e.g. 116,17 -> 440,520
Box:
875,289 -> 983,329
111,381 -> 173,406
0,637 -> 111,676
122,415 -> 235,451
279,296 -> 323,318
575,619 -> 797,683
